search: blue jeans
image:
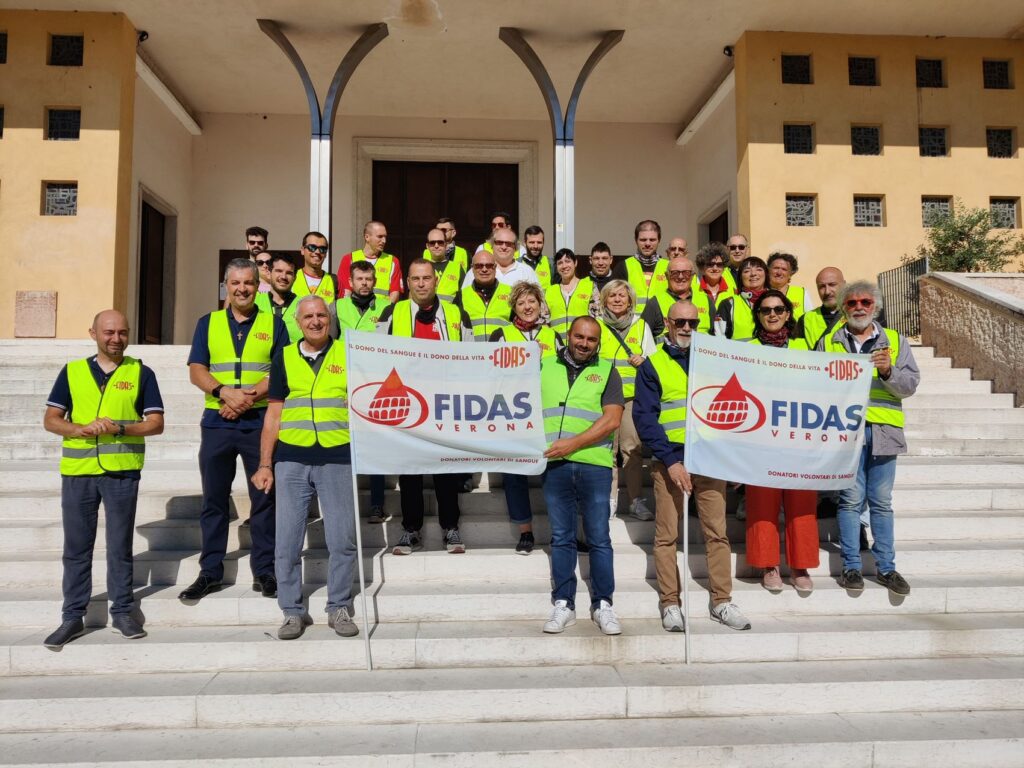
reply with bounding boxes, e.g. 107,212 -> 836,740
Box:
838,426 -> 897,573
542,461 -> 614,610
503,473 -> 533,524
275,461 -> 357,616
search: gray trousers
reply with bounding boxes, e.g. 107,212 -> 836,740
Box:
274,461 -> 357,616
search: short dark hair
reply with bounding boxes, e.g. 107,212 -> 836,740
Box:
490,211 -> 513,227
269,253 -> 295,271
695,242 -> 729,270
634,219 -> 661,240
350,260 -> 375,278
752,289 -> 796,335
738,255 -> 769,287
524,225 -> 544,238
302,231 -> 328,247
406,257 -> 434,276
591,241 -> 612,256
436,217 -> 454,226
767,251 -> 799,274
245,226 -> 268,240
554,248 -> 577,263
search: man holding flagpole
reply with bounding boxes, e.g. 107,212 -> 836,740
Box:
633,300 -> 752,632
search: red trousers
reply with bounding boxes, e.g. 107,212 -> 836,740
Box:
745,485 -> 820,569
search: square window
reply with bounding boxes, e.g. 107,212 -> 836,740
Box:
987,128 -> 1014,158
781,54 -> 812,84
49,34 -> 83,66
785,195 -> 817,227
854,196 -> 885,227
42,182 -> 78,216
783,123 -> 814,154
848,56 -> 878,86
919,127 -> 948,157
851,125 -> 881,155
0,32 -> 7,64
46,108 -> 81,140
916,58 -> 944,88
990,198 -> 1020,229
921,196 -> 952,227
983,60 -> 1012,89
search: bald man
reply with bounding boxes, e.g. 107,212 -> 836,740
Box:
42,310 -> 166,649
797,267 -> 846,348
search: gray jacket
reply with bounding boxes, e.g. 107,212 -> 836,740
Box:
817,321 -> 920,456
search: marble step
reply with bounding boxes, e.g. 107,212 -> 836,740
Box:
0,711 -> 1019,768
1,657 -> 1020,732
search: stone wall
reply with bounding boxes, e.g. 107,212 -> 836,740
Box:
920,273 -> 1024,407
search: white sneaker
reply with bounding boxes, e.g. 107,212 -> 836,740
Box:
710,601 -> 752,631
661,605 -> 685,632
591,600 -> 622,635
628,497 -> 655,521
543,600 -> 576,634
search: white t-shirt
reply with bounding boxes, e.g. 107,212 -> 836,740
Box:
462,260 -> 540,289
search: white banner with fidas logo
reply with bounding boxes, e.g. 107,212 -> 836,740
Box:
684,335 -> 872,490
345,331 -> 548,475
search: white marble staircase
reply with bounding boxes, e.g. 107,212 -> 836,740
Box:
0,340 -> 1020,766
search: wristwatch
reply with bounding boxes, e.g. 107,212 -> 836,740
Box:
117,424 -> 126,437
211,385 -> 224,400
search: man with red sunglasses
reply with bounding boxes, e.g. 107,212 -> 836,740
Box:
818,281 -> 919,597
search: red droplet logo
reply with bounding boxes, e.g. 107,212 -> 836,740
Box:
691,373 -> 766,433
350,368 -> 429,429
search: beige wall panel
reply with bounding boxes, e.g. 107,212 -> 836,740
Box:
679,88 -> 738,244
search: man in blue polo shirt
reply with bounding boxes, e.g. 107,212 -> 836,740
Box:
181,258 -> 288,602
42,309 -> 165,649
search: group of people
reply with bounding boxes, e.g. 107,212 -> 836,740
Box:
40,213 -> 918,650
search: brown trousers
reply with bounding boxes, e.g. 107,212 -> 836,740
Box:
652,461 -> 733,609
611,400 -> 644,505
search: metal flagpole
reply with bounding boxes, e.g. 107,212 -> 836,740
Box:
682,489 -> 691,664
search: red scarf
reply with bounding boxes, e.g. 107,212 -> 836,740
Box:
756,327 -> 790,347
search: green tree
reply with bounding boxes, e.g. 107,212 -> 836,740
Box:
909,200 -> 1024,272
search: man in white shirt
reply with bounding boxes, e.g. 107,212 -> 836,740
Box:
462,229 -> 540,288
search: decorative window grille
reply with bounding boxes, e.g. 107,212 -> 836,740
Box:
43,183 -> 78,216
854,196 -> 884,227
990,198 -> 1019,229
851,125 -> 881,155
0,32 -> 7,64
781,54 -> 812,84
785,195 -> 816,227
783,124 -> 814,154
986,128 -> 1013,158
983,60 -> 1011,89
919,127 -> 947,157
916,58 -> 944,88
49,35 -> 83,66
921,197 -> 951,226
47,109 -> 81,140
848,57 -> 878,86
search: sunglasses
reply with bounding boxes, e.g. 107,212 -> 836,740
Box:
254,259 -> 272,267
706,261 -> 725,268
426,239 -> 446,246
303,244 -> 328,254
491,221 -> 507,228
758,305 -> 788,316
668,270 -> 693,279
668,317 -> 700,329
473,263 -> 496,270
493,240 -> 516,248
845,298 -> 875,309
728,244 -> 747,250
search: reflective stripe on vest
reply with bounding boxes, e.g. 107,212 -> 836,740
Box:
254,293 -> 302,342
433,259 -> 464,303
292,270 -> 337,303
598,316 -> 647,399
61,357 -> 145,475
351,250 -> 396,298
544,279 -> 592,336
648,347 -> 688,443
336,295 -> 390,332
390,299 -> 463,341
278,342 -> 350,448
206,310 -> 274,410
625,257 -> 669,309
540,356 -> 615,467
502,324 -> 558,358
824,327 -> 903,427
460,284 -> 513,340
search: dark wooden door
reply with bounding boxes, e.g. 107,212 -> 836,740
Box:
372,160 -> 519,276
707,210 -> 729,245
138,201 -> 165,344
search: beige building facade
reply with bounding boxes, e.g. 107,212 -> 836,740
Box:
0,5 -> 1021,342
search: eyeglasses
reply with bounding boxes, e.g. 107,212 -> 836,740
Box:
668,270 -> 693,279
426,239 -> 446,246
254,259 -> 272,267
473,263 -> 496,270
758,305 -> 788,316
728,244 -> 747,251
493,240 -> 516,248
303,244 -> 328,254
844,298 -> 875,309
437,226 -> 454,233
706,260 -> 725,268
668,317 -> 700,329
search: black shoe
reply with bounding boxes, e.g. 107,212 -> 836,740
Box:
111,614 -> 147,639
877,570 -> 911,595
253,574 -> 277,598
859,525 -> 870,551
178,575 -> 223,601
839,569 -> 865,592
515,532 -> 535,555
43,618 -> 85,651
